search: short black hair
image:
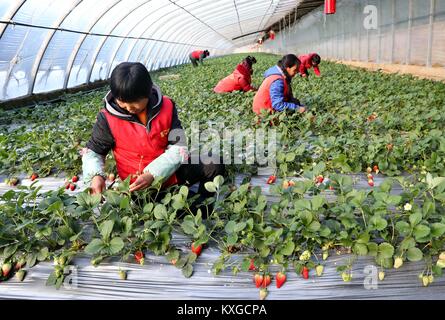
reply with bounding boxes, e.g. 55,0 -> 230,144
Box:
312,54 -> 321,65
110,62 -> 152,102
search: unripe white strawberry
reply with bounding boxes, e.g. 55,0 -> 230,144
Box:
341,272 -> 352,282
16,269 -> 26,281
394,257 -> 403,269
259,288 -> 268,300
119,270 -> 127,280
422,275 -> 429,287
322,251 -> 329,260
378,271 -> 385,281
315,265 -> 324,276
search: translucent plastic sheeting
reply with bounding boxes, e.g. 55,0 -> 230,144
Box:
1,175 -> 445,300
0,0 -> 301,102
263,0 -> 445,69
0,0 -> 79,100
34,0 -> 118,93
1,245 -> 445,300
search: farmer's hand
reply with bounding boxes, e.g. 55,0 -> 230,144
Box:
129,172 -> 154,192
90,175 -> 106,194
298,106 -> 306,113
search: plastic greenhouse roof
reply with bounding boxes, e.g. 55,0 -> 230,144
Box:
0,0 -> 301,101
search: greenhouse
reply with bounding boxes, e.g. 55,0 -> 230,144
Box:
0,0 -> 445,301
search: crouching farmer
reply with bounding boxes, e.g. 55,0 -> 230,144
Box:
82,62 -> 224,203
214,56 -> 257,93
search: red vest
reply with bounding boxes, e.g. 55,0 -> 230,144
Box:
191,50 -> 204,59
102,97 -> 178,187
252,74 -> 289,115
213,63 -> 252,93
299,53 -> 320,76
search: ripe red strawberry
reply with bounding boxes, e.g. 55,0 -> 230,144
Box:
191,242 -> 202,256
65,182 -> 70,189
72,175 -> 79,183
267,175 -> 276,185
30,173 -> 38,181
249,259 -> 256,271
368,179 -> 374,187
316,175 -> 324,184
134,251 -> 144,264
262,274 -> 271,288
373,165 -> 379,173
69,184 -> 76,191
1,262 -> 12,277
254,273 -> 264,288
276,272 -> 286,288
301,266 -> 309,279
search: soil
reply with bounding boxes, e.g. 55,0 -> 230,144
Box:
331,60 -> 445,83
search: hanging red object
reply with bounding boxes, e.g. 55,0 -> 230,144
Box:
324,0 -> 336,14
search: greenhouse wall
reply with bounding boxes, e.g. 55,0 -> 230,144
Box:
262,0 -> 445,68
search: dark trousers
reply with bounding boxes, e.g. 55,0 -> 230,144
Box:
175,161 -> 225,217
176,161 -> 225,199
189,55 -> 199,67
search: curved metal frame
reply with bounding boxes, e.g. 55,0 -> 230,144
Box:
105,2 -> 160,78
133,7 -> 192,62
120,5 -> 181,70
0,0 -> 26,38
28,0 -> 84,95
167,0 -> 234,44
87,0 -> 153,83
123,5 -> 180,62
64,0 -> 122,88
141,14 -> 201,64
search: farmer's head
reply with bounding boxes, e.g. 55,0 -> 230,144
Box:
278,54 -> 301,78
244,56 -> 257,67
110,62 -> 152,114
311,54 -> 321,67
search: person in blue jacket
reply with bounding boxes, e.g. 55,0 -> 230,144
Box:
253,54 -> 306,115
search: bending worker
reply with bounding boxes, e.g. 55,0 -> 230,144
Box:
82,62 -> 224,203
214,56 -> 257,93
298,53 -> 321,77
189,50 -> 210,67
253,54 -> 306,115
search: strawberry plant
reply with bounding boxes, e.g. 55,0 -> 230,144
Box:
1,53 -> 445,298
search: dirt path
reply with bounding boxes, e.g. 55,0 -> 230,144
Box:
332,60 -> 445,82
